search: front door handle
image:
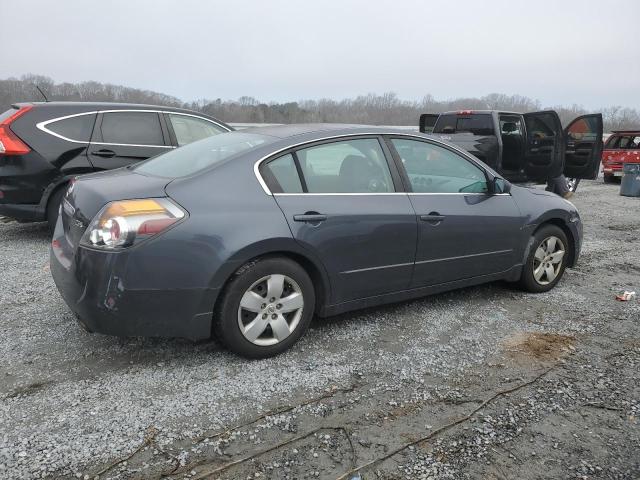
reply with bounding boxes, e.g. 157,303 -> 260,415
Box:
91,149 -> 116,158
293,213 -> 327,223
420,212 -> 445,225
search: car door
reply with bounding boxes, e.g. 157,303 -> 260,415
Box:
261,136 -> 417,305
88,110 -> 172,170
522,111 -> 564,182
386,136 -> 523,287
563,114 -> 603,180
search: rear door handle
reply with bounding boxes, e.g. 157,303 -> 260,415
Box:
91,149 -> 116,158
293,214 -> 327,223
420,213 -> 445,224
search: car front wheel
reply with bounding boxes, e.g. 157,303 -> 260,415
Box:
519,225 -> 570,293
213,257 -> 315,358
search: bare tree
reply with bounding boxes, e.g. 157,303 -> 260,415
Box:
1,74 -> 638,132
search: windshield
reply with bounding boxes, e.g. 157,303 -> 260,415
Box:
135,132 -> 275,178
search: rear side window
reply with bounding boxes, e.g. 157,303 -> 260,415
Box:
295,138 -> 394,193
168,114 -> 226,146
46,114 -> 96,142
434,114 -> 494,135
100,112 -> 164,146
262,154 -> 303,193
391,138 -> 488,194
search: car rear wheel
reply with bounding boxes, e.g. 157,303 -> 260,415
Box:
213,257 -> 315,358
46,187 -> 66,232
518,225 -> 570,293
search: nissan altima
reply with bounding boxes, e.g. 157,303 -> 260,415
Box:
50,124 -> 582,358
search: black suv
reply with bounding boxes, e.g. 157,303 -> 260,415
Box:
0,102 -> 231,229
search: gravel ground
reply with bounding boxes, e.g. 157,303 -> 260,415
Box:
0,180 -> 638,479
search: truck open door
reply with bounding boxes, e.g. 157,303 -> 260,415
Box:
563,114 -> 603,180
419,114 -> 439,133
522,111 -> 564,182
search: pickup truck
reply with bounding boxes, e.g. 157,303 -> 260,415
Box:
601,130 -> 640,183
419,110 -> 603,190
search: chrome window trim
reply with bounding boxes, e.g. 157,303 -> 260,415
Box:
254,132 -> 501,195
36,109 -> 230,147
272,192 -> 498,196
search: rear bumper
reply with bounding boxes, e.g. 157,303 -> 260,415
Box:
50,230 -> 219,341
0,202 -> 45,222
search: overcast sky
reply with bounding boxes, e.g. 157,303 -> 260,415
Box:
1,0 -> 638,109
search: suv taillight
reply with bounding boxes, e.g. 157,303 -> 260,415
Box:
0,106 -> 32,155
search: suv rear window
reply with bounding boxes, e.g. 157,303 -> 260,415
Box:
434,114 -> 494,136
47,114 -> 96,142
135,131 -> 275,178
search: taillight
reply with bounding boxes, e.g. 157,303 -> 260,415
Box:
80,198 -> 186,250
0,106 -> 32,155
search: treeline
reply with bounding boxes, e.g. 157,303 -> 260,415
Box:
2,74 -> 639,131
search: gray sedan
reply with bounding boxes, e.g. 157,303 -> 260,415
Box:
50,124 -> 582,358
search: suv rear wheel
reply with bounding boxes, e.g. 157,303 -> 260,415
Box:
46,187 -> 66,232
213,257 -> 315,358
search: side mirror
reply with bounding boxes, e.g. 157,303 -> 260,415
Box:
492,177 -> 511,194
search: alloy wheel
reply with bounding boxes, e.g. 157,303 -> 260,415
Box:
532,236 -> 566,285
237,274 -> 304,346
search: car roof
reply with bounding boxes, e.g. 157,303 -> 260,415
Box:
240,123 -> 419,139
13,101 -> 209,115
439,110 -> 522,115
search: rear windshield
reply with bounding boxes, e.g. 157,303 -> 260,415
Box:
135,132 -> 275,178
434,114 -> 495,136
605,134 -> 640,149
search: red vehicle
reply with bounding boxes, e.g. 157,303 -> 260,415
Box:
601,130 -> 640,183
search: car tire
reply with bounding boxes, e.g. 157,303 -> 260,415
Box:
46,187 -> 66,233
518,225 -> 571,293
213,257 -> 315,358
603,175 -> 617,184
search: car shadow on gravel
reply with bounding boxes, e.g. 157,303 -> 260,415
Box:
311,280 -> 518,331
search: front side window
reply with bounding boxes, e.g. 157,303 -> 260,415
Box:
296,138 -> 394,193
566,117 -> 599,142
100,112 -> 164,146
168,114 -> 226,146
391,138 -> 488,194
47,113 -> 96,142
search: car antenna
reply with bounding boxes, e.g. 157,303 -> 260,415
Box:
35,85 -> 49,102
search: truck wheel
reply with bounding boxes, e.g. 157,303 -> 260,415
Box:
518,225 -> 570,293
567,177 -> 580,193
